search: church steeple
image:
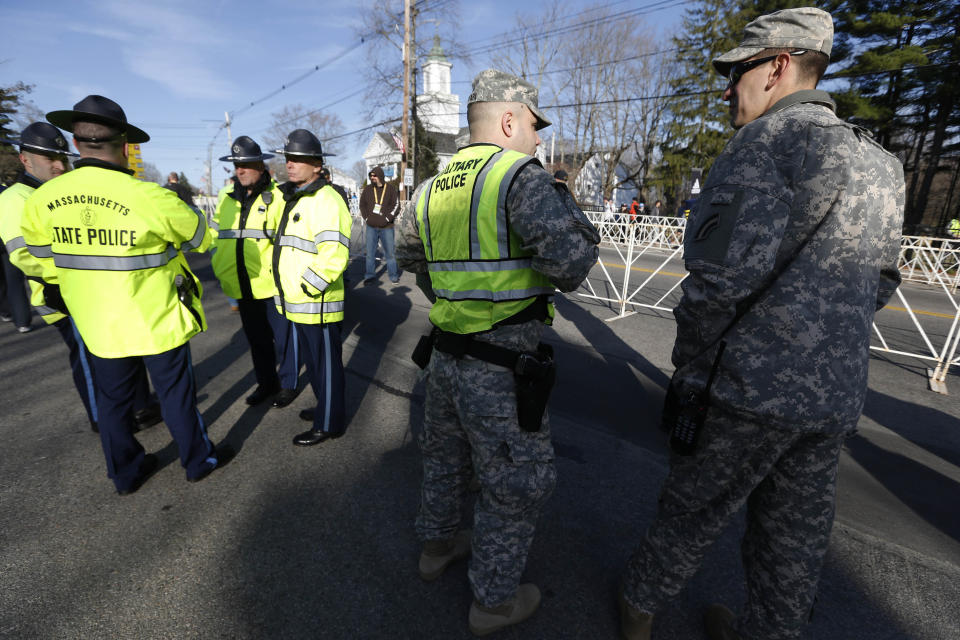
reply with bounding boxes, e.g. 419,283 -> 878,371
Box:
422,35 -> 452,95
417,35 -> 460,135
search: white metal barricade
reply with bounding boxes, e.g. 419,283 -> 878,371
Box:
581,212 -> 960,392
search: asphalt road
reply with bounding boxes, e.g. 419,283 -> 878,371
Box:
1,248 -> 958,640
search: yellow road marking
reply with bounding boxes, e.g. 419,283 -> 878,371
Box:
885,305 -> 956,319
599,262 -> 957,319
600,261 -> 686,278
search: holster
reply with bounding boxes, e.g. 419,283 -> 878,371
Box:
419,327 -> 557,433
412,328 -> 438,369
174,270 -> 203,328
514,343 -> 555,433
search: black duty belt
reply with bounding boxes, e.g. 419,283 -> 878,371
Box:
432,328 -> 551,377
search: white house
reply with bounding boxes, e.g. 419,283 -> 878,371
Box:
363,39 -> 467,180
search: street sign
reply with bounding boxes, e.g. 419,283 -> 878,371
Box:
403,170 -> 414,187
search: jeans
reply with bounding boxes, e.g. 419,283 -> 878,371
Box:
364,226 -> 399,281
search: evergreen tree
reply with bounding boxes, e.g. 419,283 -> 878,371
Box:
651,0 -> 736,213
413,116 -> 439,184
653,1 -> 828,212
0,82 -> 33,183
832,0 -> 960,229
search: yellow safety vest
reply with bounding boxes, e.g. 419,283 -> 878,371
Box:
273,180 -> 352,324
211,179 -> 282,299
415,144 -> 555,334
0,179 -> 66,324
21,162 -> 211,358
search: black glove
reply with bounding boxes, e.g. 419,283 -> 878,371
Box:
43,283 -> 68,314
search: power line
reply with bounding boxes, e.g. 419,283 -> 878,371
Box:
456,0 -> 692,59
453,0 -> 633,51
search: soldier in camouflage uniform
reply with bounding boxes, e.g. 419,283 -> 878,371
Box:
619,8 -> 905,640
396,69 -> 599,636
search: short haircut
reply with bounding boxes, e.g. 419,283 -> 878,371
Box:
73,120 -> 126,153
168,172 -> 178,181
760,48 -> 830,86
467,101 -> 526,131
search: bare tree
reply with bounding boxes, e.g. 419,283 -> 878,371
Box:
356,0 -> 465,123
491,2 -> 674,203
140,161 -> 163,184
11,98 -> 45,131
351,159 -> 369,186
263,104 -> 345,181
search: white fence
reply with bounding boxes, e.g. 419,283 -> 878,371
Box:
582,212 -> 960,393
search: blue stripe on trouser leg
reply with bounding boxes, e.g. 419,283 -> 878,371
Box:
267,300 -> 300,389
296,321 -> 346,435
88,352 -> 147,492
55,317 -> 99,426
143,343 -> 217,478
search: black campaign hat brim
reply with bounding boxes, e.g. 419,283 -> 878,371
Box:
46,110 -> 150,144
0,137 -> 79,157
218,152 -> 275,162
272,149 -> 336,157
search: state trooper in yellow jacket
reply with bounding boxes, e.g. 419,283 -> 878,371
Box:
214,136 -> 300,408
1,122 -> 160,434
271,129 -> 352,446
396,69 -> 599,636
21,95 -> 229,495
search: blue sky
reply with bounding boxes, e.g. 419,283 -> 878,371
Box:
2,0 -> 687,190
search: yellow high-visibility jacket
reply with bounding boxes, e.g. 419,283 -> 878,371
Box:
211,178 -> 282,300
272,179 -> 351,324
415,144 -> 555,334
0,177 -> 66,324
21,159 -> 211,358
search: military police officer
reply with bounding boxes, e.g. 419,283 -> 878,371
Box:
21,95 -> 229,495
1,122 -> 160,434
213,136 -> 300,408
618,9 -> 905,640
271,129 -> 352,446
396,69 -> 599,636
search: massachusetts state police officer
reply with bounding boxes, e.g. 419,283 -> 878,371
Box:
1,122 -> 160,434
396,69 -> 599,636
271,129 -> 352,446
213,136 -> 300,408
618,9 -> 905,640
21,95 -> 231,495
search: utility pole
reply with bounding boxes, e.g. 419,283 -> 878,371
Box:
225,112 -> 232,145
409,2 -> 417,187
400,0 -> 411,199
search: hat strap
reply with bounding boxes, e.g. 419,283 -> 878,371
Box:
74,132 -> 126,143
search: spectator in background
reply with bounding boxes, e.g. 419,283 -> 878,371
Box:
359,166 -> 400,284
163,171 -> 197,210
321,167 -> 350,209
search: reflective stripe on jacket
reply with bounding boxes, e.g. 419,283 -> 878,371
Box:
415,144 -> 555,334
21,162 -> 211,358
0,180 -> 66,324
211,179 -> 282,299
273,180 -> 351,324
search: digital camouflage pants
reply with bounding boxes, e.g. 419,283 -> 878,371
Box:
623,407 -> 846,640
415,324 -> 556,608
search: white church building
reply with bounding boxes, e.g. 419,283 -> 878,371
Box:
363,39 -> 468,181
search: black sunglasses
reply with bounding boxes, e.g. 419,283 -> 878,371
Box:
728,50 -> 806,87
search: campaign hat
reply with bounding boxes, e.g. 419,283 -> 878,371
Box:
220,136 -> 274,162
273,129 -> 335,158
468,69 -> 552,130
0,122 -> 78,157
712,7 -> 834,77
46,95 -> 150,144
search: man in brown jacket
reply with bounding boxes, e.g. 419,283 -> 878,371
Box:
359,165 -> 400,284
